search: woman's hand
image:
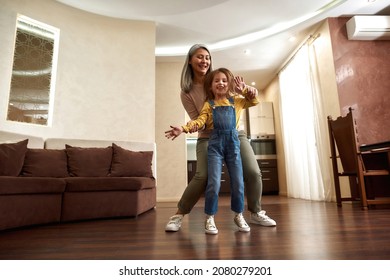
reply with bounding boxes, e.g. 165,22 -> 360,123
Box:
165,126 -> 184,140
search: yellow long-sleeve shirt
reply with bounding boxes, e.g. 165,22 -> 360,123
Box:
182,90 -> 259,133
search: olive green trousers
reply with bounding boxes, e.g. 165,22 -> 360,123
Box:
177,131 -> 263,214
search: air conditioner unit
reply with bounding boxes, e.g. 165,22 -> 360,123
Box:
346,15 -> 390,40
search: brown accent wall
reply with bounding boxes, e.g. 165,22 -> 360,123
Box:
328,17 -> 390,145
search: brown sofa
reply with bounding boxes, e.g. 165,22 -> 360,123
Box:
0,132 -> 157,231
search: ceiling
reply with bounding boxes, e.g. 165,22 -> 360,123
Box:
56,0 -> 390,90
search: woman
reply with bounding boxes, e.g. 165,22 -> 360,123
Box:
165,44 -> 276,232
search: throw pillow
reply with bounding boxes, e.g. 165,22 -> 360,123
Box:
110,143 -> 153,177
22,149 -> 68,177
0,139 -> 28,176
65,145 -> 113,177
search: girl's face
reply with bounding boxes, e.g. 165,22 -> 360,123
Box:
189,48 -> 211,77
211,72 -> 229,98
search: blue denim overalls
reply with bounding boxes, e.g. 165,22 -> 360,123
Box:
204,97 -> 244,215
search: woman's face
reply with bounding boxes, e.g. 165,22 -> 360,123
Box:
189,48 -> 211,77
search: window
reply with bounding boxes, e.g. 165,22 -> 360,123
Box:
7,15 -> 60,126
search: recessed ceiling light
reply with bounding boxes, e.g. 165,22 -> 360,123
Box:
251,82 -> 256,86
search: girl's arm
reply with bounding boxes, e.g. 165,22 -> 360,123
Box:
182,102 -> 210,132
234,76 -> 258,99
165,102 -> 210,141
165,125 -> 184,140
235,84 -> 259,109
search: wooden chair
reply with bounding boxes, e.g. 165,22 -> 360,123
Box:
327,107 -> 390,209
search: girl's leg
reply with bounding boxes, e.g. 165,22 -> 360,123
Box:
225,132 -> 245,214
225,133 -> 250,232
204,136 -> 224,216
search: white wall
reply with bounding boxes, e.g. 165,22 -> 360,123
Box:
155,62 -> 188,202
0,0 -> 155,143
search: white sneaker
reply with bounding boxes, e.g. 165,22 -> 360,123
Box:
250,210 -> 276,226
205,215 -> 218,235
234,213 -> 251,232
165,214 -> 183,232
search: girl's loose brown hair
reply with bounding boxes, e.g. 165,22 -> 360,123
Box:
204,68 -> 235,100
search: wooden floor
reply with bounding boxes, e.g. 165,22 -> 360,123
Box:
1,195 -> 390,260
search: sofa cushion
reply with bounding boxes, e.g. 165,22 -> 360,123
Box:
0,139 -> 28,176
65,177 -> 156,192
110,143 -> 153,177
65,145 -> 112,177
0,177 -> 66,195
22,149 -> 69,177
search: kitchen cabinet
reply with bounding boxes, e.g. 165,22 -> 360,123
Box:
258,159 -> 279,194
248,101 -> 275,137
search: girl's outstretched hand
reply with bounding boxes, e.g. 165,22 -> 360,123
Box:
165,125 -> 183,140
246,85 -> 258,99
234,76 -> 258,99
234,76 -> 246,93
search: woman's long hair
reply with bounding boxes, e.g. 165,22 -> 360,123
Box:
180,44 -> 213,93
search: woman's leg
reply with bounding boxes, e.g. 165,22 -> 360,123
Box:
165,138 -> 208,232
238,131 -> 277,226
177,138 -> 208,214
238,131 -> 262,213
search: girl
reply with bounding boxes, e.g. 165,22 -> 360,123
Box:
165,68 -> 258,234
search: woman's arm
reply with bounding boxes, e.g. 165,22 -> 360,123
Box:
180,91 -> 200,120
180,90 -> 207,132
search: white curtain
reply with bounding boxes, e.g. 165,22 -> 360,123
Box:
278,40 -> 332,201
